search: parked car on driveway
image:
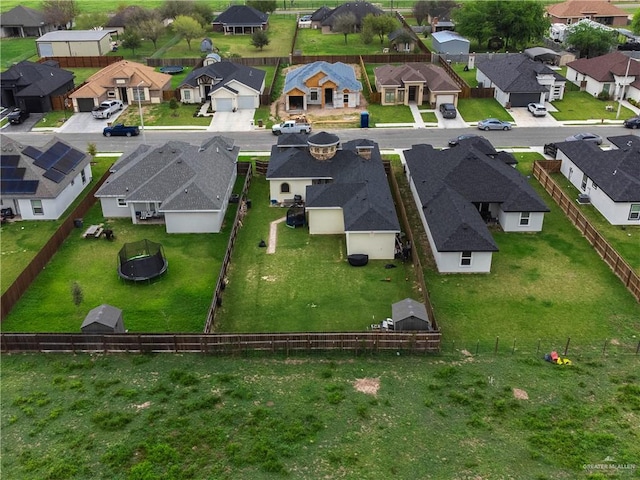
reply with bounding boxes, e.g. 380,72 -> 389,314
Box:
564,132 -> 602,145
527,103 -> 547,117
439,103 -> 457,119
103,123 -> 139,137
623,116 -> 640,129
477,118 -> 512,131
7,108 -> 29,124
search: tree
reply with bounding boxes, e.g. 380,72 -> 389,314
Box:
487,1 -> 548,51
332,12 -> 357,45
42,0 -> 79,29
251,30 -> 270,51
631,10 -> 640,35
566,22 -> 617,58
452,1 -> 492,48
169,98 -> 180,117
120,29 -> 142,55
74,12 -> 108,30
412,1 -> 429,26
138,18 -> 165,50
362,14 -> 399,44
71,282 -> 83,308
424,0 -> 458,21
247,1 -> 277,14
172,15 -> 205,50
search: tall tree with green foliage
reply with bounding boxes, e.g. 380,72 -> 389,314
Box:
424,0 -> 458,21
488,1 -> 548,50
120,29 -> 142,55
631,10 -> 640,35
451,1 -> 492,48
42,0 -> 79,29
566,22 -> 618,58
74,12 -> 108,30
412,1 -> 429,26
138,18 -> 165,50
172,15 -> 205,50
333,12 -> 357,45
251,30 -> 270,51
247,1 -> 277,14
362,14 -> 399,44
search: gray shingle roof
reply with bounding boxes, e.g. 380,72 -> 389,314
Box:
95,137 -> 238,212
567,51 -> 640,84
555,136 -> 640,202
321,2 -> 384,28
267,135 -> 400,232
0,61 -> 75,97
213,5 -> 268,26
284,62 -> 362,95
477,54 -> 566,93
179,61 -> 265,93
0,5 -> 47,27
404,140 -> 549,252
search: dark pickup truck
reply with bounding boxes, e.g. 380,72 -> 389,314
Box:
103,123 -> 140,137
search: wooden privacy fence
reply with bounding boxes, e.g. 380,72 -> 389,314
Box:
204,162 -> 253,333
1,332 -> 442,354
1,169 -> 112,321
145,58 -> 204,68
533,161 -> 640,302
38,56 -> 123,68
291,53 -> 431,65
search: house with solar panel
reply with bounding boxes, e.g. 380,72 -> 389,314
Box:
0,135 -> 91,220
403,137 -> 549,273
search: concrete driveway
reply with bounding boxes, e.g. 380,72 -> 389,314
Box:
57,109 -> 127,134
208,109 -> 255,132
509,104 -> 561,128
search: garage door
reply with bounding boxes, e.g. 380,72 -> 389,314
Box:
237,95 -> 255,110
509,93 -> 540,108
77,98 -> 96,112
436,94 -> 455,106
214,98 -> 233,112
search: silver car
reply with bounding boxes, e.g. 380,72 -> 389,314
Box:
564,133 -> 603,145
477,118 -> 512,131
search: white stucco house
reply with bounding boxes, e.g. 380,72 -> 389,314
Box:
404,137 -> 549,273
0,135 -> 92,221
95,137 -> 238,234
554,135 -> 640,225
266,132 -> 400,260
178,61 -> 265,111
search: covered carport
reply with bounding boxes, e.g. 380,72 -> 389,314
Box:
524,47 -> 560,66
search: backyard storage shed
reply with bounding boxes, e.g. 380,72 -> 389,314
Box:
81,304 -> 124,333
391,298 -> 432,331
36,30 -> 116,57
431,31 -> 470,55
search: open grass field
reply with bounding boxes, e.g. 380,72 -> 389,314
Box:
551,91 -> 636,121
1,351 -> 638,479
0,37 -> 37,68
295,28 -> 392,56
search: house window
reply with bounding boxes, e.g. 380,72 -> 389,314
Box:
398,89 -> 405,103
132,88 -> 146,102
81,169 -> 86,184
343,93 -> 349,104
280,183 -> 290,194
460,251 -> 472,267
520,211 -> 531,226
629,204 -> 640,221
581,173 -> 588,191
183,90 -> 191,101
385,89 -> 396,103
107,91 -> 116,97
117,198 -> 127,207
310,90 -> 318,101
592,182 -> 598,190
31,199 -> 43,215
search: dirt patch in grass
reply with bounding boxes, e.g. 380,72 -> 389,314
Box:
513,388 -> 529,400
354,377 -> 380,395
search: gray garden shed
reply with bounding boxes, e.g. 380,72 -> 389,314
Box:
391,298 -> 432,331
81,304 -> 124,333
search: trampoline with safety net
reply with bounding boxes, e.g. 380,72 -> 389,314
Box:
117,239 -> 168,282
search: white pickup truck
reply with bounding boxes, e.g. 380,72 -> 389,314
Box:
272,120 -> 312,135
92,100 -> 123,119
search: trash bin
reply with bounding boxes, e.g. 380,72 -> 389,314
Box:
258,119 -> 263,127
360,111 -> 369,128
74,218 -> 83,228
246,199 -> 252,209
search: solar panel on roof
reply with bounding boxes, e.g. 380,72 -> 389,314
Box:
43,168 -> 66,183
34,150 -> 59,170
0,155 -> 20,168
49,141 -> 71,158
53,149 -> 83,174
1,167 -> 26,180
1,179 -> 39,194
22,146 -> 42,160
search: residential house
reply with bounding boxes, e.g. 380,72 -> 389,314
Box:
431,31 -> 470,55
178,61 -> 266,111
316,2 -> 383,34
283,61 -> 362,111
104,6 -> 146,35
553,135 -> 640,225
565,51 -> 640,102
388,28 -> 419,53
68,60 -> 172,112
212,5 -> 268,35
0,60 -> 75,113
0,5 -> 56,38
546,0 -> 629,27
404,138 -> 549,273
476,54 -> 567,107
94,137 -> 238,234
36,30 -> 117,57
266,132 -> 400,260
0,135 -> 92,221
309,6 -> 333,29
374,62 -> 461,107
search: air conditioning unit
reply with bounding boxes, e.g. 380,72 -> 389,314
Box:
577,194 -> 591,204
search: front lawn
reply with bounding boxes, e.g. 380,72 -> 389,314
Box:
365,103 -> 414,124
456,97 -> 514,123
115,102 -> 211,127
550,90 -> 636,121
